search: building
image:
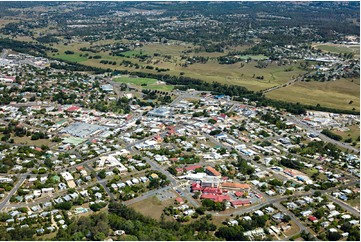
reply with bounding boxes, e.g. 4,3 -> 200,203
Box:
221,182 -> 250,190
231,200 -> 252,208
205,166 -> 221,177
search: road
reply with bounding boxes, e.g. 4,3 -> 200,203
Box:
0,175 -> 27,210
328,195 -> 360,218
84,164 -> 116,201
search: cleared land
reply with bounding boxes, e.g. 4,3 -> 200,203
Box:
129,196 -> 174,220
266,78 -> 360,111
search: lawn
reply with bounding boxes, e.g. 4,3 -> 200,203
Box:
266,78 -> 360,111
129,196 -> 174,220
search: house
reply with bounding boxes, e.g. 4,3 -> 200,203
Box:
321,221 -> 330,228
175,197 -> 184,204
286,202 -> 298,210
254,210 -> 264,216
272,212 -> 284,221
228,220 -> 239,226
300,210 -> 313,217
308,216 -> 318,223
328,210 -> 340,218
265,207 -> 275,214
95,192 -> 102,200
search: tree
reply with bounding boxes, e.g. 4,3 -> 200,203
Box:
98,169 -> 106,179
313,190 -> 321,197
327,232 -> 342,241
283,215 -> 291,223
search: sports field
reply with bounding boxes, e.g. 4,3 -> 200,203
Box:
313,43 -> 360,57
113,76 -> 175,92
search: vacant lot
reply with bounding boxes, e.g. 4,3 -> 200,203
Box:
12,136 -> 53,147
130,196 -> 174,220
266,78 -> 360,111
332,124 -> 360,144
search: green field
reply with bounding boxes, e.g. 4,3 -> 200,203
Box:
55,53 -> 89,63
237,55 -> 268,60
113,76 -> 175,91
266,78 -> 360,111
113,77 -> 158,85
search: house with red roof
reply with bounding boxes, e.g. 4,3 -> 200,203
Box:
175,197 -> 184,204
66,106 -> 81,112
308,216 -> 318,223
185,165 -> 202,172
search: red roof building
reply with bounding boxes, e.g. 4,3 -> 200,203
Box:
201,194 -> 231,202
231,200 -> 252,207
235,191 -> 244,197
66,106 -> 81,112
175,197 -> 184,204
191,183 -> 202,192
202,187 -> 222,194
308,216 -> 318,222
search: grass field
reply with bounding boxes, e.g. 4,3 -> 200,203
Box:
266,78 -> 360,111
129,196 -> 174,220
12,136 -> 52,147
237,55 -> 268,60
346,196 -> 360,210
332,125 -> 360,143
113,76 -> 175,91
313,43 -> 360,57
113,77 -> 158,85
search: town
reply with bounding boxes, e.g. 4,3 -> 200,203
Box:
0,48 -> 359,241
0,1 -> 360,241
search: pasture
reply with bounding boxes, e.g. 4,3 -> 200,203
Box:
266,78 -> 360,111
